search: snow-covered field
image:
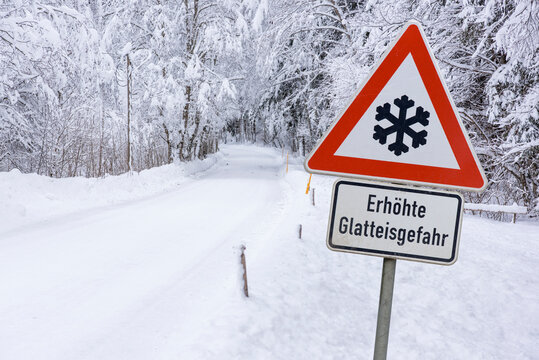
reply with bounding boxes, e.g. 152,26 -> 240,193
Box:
1,144 -> 538,359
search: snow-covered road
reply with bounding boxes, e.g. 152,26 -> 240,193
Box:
0,145 -> 288,359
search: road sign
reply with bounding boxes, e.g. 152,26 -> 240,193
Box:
327,179 -> 463,265
305,21 -> 487,192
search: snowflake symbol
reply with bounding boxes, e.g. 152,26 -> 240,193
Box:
373,95 -> 430,156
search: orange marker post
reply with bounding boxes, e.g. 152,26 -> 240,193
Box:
306,174 -> 312,194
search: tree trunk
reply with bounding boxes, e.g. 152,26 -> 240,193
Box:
187,110 -> 201,159
163,123 -> 172,163
180,85 -> 191,160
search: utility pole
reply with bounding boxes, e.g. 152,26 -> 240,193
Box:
126,53 -> 132,171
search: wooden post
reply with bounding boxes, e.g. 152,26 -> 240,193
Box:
311,188 -> 315,206
298,224 -> 302,239
240,245 -> 249,297
512,213 -> 516,223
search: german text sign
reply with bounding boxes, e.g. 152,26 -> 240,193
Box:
328,180 -> 463,265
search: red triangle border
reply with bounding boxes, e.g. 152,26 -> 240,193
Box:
305,22 -> 487,191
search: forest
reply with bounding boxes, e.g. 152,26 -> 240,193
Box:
1,0 -> 538,212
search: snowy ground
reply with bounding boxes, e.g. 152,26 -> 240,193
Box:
1,144 -> 538,359
0,151 -> 223,236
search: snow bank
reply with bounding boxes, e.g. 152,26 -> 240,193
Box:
0,152 -> 223,235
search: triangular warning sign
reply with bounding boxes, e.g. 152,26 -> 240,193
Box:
305,22 -> 487,191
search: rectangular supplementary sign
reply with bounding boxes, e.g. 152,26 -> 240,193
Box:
327,180 -> 463,265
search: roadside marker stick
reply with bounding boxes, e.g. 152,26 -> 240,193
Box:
374,258 -> 396,360
286,152 -> 289,173
306,174 -> 312,194
240,245 -> 249,297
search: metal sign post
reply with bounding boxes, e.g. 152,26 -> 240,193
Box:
373,258 -> 396,360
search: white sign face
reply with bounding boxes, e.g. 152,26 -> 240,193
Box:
327,180 -> 463,265
334,54 -> 460,169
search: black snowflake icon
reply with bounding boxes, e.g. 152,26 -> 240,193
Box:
373,95 -> 430,156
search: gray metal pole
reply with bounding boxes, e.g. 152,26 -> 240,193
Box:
373,258 -> 397,360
